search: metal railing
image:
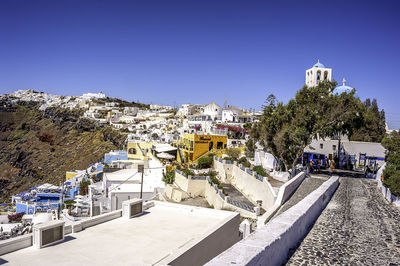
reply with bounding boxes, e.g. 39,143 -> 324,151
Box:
227,197 -> 255,213
191,175 -> 207,180
175,169 -> 187,178
256,174 -> 264,182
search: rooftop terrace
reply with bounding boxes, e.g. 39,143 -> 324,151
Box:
1,201 -> 240,266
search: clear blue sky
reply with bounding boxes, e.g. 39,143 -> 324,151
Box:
1,0 -> 399,129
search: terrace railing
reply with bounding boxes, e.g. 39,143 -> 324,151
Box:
191,175 -> 207,180
227,197 -> 255,213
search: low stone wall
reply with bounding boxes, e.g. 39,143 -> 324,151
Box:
174,171 -> 206,198
206,176 -> 339,266
0,234 -> 32,256
160,211 -> 241,266
214,157 -> 234,182
376,163 -> 400,208
377,178 -> 400,207
257,171 -> 306,226
230,163 -> 275,210
79,210 -> 122,230
64,224 -> 72,235
204,179 -> 257,219
165,184 -> 190,202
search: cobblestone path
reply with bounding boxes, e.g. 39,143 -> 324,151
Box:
287,176 -> 400,265
273,175 -> 328,219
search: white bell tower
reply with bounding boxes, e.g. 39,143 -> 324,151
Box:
305,60 -> 332,87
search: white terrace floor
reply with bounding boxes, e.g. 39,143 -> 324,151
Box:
1,202 -> 235,266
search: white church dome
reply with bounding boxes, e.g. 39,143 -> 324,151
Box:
313,59 -> 325,68
333,78 -> 357,95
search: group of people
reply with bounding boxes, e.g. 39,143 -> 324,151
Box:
309,158 -> 335,173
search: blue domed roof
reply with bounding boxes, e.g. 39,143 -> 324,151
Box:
333,78 -> 356,95
313,59 -> 325,68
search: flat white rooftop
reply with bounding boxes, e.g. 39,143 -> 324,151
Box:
2,201 -> 239,266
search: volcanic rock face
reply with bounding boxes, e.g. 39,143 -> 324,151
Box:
0,101 -> 125,202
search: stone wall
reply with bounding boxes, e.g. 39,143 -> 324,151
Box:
257,171 -> 307,226
376,163 -> 400,207
0,234 -> 32,256
174,171 -> 206,197
204,178 -> 257,219
230,163 -> 276,210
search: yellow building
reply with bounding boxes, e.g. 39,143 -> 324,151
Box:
177,134 -> 227,163
127,142 -> 152,160
65,171 -> 79,180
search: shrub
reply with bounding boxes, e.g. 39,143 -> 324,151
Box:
211,176 -> 220,186
176,165 -> 195,176
79,179 -> 91,195
226,148 -> 241,160
239,157 -> 251,168
38,132 -> 55,144
197,154 -> 213,169
163,170 -> 175,184
8,212 -> 24,223
382,130 -> 400,196
253,165 -> 267,177
205,170 -> 218,178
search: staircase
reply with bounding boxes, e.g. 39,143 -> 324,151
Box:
177,147 -> 185,163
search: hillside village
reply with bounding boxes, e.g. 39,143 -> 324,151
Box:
0,61 -> 399,265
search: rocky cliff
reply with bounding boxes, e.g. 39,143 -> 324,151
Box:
0,100 -> 126,202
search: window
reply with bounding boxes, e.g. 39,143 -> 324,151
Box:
333,145 -> 336,151
320,143 -> 323,149
217,142 -> 223,149
209,142 -> 214,151
324,71 -> 328,80
128,148 -> 137,154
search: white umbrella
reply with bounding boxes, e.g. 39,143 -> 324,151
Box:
157,152 -> 175,160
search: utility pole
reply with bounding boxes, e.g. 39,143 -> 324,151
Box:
138,165 -> 144,199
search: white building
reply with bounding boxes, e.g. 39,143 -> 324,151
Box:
222,106 -> 243,122
123,106 -> 138,116
103,157 -> 165,210
201,102 -> 222,121
81,92 -> 106,99
305,60 -> 332,87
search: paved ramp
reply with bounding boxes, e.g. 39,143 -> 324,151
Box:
287,175 -> 400,265
272,175 -> 328,219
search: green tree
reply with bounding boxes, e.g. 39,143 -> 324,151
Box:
256,80 -> 368,176
351,98 -> 386,142
245,138 -> 255,158
382,130 -> 400,196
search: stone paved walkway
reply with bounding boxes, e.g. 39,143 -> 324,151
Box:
287,176 -> 400,265
273,175 -> 328,219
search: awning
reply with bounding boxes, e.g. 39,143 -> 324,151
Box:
157,152 -> 175,160
153,145 -> 177,153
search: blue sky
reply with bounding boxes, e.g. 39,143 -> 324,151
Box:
1,0 -> 399,129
